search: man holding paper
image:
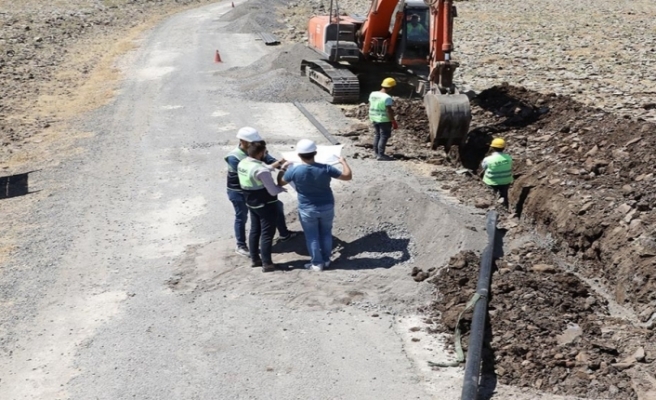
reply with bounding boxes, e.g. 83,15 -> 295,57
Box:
279,139 -> 352,271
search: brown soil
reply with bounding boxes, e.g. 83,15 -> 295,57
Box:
340,85 -> 656,397
341,85 -> 656,313
425,250 -> 654,399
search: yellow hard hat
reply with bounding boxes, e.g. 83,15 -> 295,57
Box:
490,138 -> 506,149
381,77 -> 397,88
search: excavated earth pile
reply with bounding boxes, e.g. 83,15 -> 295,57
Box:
427,250 -> 655,399
342,85 -> 656,316
341,85 -> 656,398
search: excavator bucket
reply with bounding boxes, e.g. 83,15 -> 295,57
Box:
424,93 -> 472,152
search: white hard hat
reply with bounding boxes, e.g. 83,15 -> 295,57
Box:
296,139 -> 317,154
236,126 -> 263,142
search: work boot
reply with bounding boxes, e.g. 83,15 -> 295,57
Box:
376,154 -> 393,161
262,263 -> 277,273
278,231 -> 298,242
251,259 -> 263,268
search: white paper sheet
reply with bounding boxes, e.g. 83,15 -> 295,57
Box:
281,145 -> 343,166
279,145 -> 343,191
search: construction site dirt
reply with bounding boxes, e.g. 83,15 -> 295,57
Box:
340,85 -> 656,398
2,0 -> 656,399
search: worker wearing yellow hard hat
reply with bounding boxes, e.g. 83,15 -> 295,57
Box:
368,77 -> 399,161
481,137 -> 513,208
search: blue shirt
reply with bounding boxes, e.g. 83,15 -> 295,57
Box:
283,163 -> 342,208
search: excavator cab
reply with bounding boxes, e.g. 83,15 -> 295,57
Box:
396,7 -> 430,66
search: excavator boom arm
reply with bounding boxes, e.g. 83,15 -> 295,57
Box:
360,0 -> 402,57
424,0 -> 472,152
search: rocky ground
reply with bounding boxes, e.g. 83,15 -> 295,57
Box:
2,0 -> 655,398
341,84 -> 656,398
0,0 -> 221,168
279,0 -> 656,122
302,0 -> 656,397
424,250 -> 655,399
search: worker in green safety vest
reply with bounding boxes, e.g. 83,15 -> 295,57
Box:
237,141 -> 286,272
406,14 -> 428,42
368,77 -> 399,161
481,137 -> 514,208
225,127 -> 296,258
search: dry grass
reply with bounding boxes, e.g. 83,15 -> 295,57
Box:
0,1 -> 219,265
2,1 -> 216,172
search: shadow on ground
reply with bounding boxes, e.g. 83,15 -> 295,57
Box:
273,230 -> 411,270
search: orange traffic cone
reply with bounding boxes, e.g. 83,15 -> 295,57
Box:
214,50 -> 222,63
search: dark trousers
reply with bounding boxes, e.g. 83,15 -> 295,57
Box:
373,122 -> 392,156
228,190 -> 289,248
489,184 -> 510,208
248,202 -> 278,265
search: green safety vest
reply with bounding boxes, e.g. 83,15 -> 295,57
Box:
225,147 -> 247,191
237,158 -> 277,208
369,91 -> 392,123
407,23 -> 427,38
483,152 -> 513,186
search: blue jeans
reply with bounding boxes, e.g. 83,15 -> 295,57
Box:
373,122 -> 392,156
228,191 -> 289,248
298,205 -> 335,266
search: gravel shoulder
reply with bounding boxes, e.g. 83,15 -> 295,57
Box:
0,0 -> 223,170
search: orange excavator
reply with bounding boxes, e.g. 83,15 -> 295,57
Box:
301,0 -> 471,151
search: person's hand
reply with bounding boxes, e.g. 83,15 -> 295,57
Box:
337,157 -> 347,164
392,120 -> 399,130
281,161 -> 293,170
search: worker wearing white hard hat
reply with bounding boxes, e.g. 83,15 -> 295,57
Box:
225,127 -> 297,257
237,141 -> 287,272
278,139 -> 353,271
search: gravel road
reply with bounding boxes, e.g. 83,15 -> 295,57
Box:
2,0 -> 654,399
0,2 -> 505,399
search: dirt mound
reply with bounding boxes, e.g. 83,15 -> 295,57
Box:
220,0 -> 286,34
221,43 -> 328,103
232,68 -> 328,103
471,85 -> 656,311
429,250 -> 652,399
341,84 -> 656,318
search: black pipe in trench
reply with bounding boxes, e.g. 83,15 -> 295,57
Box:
460,210 -> 499,400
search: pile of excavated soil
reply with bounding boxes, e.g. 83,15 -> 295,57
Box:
427,250 -> 654,399
219,0 -> 286,33
218,0 -> 329,104
221,42 -> 329,103
342,85 -> 656,319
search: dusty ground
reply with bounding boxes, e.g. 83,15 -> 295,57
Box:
0,0 -> 222,169
1,0 -> 655,399
426,250 -> 656,399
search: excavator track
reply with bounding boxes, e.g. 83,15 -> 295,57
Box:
300,59 -> 360,104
